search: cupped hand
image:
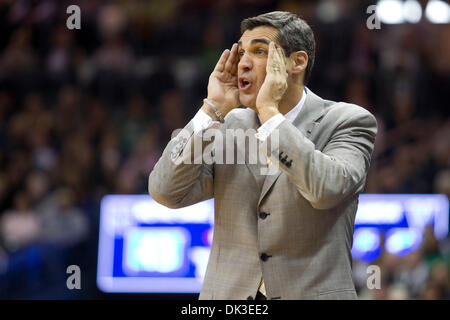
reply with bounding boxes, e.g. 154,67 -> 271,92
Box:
256,42 -> 288,111
206,43 -> 240,116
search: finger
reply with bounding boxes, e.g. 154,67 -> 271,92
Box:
231,43 -> 239,75
224,43 -> 238,73
272,45 -> 282,62
270,45 -> 284,74
276,45 -> 286,59
272,45 -> 287,75
276,47 -> 287,73
272,46 -> 280,66
266,42 -> 276,74
214,49 -> 230,72
277,47 -> 287,70
231,54 -> 238,76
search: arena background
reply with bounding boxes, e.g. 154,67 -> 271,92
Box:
0,0 -> 448,300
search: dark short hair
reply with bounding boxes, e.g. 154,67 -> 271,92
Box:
240,11 -> 315,85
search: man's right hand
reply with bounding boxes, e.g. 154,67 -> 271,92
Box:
202,43 -> 240,119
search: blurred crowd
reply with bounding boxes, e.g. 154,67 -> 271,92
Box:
353,225 -> 450,300
0,0 -> 448,299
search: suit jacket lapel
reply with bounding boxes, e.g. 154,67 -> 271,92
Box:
241,110 -> 267,190
257,88 -> 327,207
292,88 -> 327,134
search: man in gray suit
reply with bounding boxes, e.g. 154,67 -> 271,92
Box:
149,11 -> 377,300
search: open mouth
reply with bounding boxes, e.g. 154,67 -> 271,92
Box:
239,78 -> 252,91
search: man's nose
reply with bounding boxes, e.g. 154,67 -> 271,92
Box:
238,54 -> 252,71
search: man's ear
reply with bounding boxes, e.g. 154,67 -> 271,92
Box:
289,51 -> 308,76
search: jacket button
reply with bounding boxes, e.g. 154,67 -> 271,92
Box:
286,160 -> 292,168
260,253 -> 271,261
247,295 -> 253,300
259,211 -> 269,219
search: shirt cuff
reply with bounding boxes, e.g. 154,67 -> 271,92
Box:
192,109 -> 221,136
255,113 -> 285,142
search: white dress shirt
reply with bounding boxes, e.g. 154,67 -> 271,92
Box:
192,88 -> 307,141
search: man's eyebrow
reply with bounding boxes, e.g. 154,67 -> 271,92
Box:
237,39 -> 270,47
251,39 -> 270,45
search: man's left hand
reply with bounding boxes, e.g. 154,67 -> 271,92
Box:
256,42 -> 288,115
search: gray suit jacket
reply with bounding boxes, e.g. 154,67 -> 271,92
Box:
148,89 -> 377,300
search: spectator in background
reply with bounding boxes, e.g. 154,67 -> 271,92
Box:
1,191 -> 40,252
0,0 -> 447,299
37,187 -> 89,247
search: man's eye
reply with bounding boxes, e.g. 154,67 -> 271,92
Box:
238,50 -> 244,56
256,48 -> 266,55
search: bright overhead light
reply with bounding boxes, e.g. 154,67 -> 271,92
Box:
425,0 -> 450,23
403,0 -> 422,23
377,0 -> 405,24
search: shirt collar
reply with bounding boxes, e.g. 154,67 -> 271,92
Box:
283,87 -> 307,123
